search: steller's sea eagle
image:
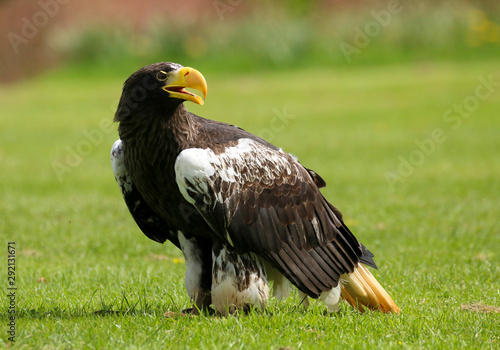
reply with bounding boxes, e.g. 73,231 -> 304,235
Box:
111,62 -> 400,315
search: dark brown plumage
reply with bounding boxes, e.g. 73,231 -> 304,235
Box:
111,62 -> 400,315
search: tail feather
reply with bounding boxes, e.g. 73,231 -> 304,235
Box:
340,264 -> 400,313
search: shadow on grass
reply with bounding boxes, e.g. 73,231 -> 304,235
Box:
17,301 -> 358,321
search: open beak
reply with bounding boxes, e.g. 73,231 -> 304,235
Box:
162,67 -> 207,105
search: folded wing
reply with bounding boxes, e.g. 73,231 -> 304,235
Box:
175,137 -> 373,298
111,139 -> 179,247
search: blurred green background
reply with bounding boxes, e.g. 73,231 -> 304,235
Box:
2,0 -> 500,81
1,0 -> 499,349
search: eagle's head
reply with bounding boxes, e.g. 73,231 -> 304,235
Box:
114,62 -> 207,122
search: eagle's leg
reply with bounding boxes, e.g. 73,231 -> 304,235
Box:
178,232 -> 214,315
319,286 -> 342,312
211,242 -> 270,316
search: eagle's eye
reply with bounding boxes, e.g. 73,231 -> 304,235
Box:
156,71 -> 168,81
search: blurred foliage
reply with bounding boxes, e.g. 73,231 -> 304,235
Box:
47,1 -> 500,74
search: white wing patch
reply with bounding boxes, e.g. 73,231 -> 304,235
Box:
175,138 -> 303,247
175,138 -> 300,210
175,147 -> 216,205
111,139 -> 133,193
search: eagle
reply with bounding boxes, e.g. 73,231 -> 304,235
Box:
111,62 -> 400,315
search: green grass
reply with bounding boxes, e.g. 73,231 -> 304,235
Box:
1,60 -> 499,349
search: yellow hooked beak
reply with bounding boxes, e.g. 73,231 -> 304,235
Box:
162,67 -> 207,105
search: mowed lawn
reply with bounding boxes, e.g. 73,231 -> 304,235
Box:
1,60 -> 499,349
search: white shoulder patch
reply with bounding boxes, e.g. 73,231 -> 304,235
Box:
175,138 -> 300,206
111,139 -> 133,193
175,148 -> 217,204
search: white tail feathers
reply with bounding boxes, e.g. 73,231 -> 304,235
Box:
340,264 -> 400,313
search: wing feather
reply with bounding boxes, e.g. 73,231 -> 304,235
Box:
111,139 -> 179,247
175,138 -> 366,298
